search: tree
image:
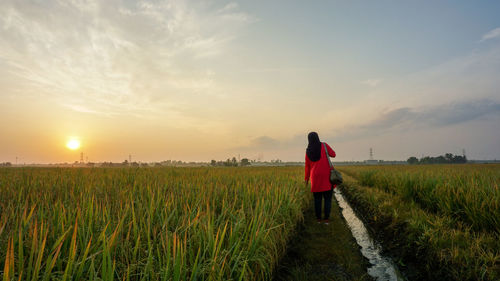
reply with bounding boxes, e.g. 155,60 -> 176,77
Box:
240,158 -> 250,166
445,153 -> 453,162
408,153 -> 468,164
407,157 -> 419,164
436,155 -> 446,163
211,160 -> 217,166
452,155 -> 467,163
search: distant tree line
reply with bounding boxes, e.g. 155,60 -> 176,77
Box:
211,157 -> 251,167
407,153 -> 467,164
99,161 -> 146,167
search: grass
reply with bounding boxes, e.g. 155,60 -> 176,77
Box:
5,164 -> 496,280
274,197 -> 372,281
337,168 -> 500,281
339,164 -> 500,233
0,166 -> 309,280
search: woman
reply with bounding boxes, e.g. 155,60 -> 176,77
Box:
304,132 -> 336,224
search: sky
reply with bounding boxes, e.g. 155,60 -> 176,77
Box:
1,0 -> 499,163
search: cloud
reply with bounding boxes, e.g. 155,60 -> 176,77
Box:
360,40 -> 500,111
0,0 -> 254,116
217,2 -> 256,23
480,27 -> 500,42
421,100 -> 500,126
233,133 -> 307,153
218,2 -> 239,13
248,136 -> 280,149
244,67 -> 312,73
332,99 -> 500,142
361,79 -> 382,87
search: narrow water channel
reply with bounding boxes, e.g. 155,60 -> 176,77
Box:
334,189 -> 405,281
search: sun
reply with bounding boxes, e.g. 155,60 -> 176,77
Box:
66,139 -> 81,150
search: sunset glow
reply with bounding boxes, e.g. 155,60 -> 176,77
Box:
0,1 -> 499,163
66,139 -> 81,151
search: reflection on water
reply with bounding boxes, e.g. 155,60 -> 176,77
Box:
334,188 -> 405,281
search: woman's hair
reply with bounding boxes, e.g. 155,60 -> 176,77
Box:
306,132 -> 322,162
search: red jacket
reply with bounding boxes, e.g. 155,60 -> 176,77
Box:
305,142 -> 336,192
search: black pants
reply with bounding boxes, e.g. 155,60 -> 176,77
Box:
313,189 -> 333,220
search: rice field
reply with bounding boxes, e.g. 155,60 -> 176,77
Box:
337,164 -> 500,281
0,166 -> 307,281
2,164 -> 499,280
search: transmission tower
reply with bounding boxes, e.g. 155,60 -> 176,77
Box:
129,154 -> 132,163
80,152 -> 84,164
369,148 -> 374,160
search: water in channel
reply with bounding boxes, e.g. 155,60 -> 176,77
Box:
334,188 -> 405,281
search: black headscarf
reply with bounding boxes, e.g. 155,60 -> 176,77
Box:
306,132 -> 322,162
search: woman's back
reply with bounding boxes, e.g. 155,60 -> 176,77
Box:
305,142 -> 335,192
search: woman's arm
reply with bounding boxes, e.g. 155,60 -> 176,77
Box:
326,143 -> 336,158
304,154 -> 311,182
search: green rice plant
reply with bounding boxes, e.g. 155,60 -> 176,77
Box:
339,164 -> 500,233
0,166 -> 308,280
338,173 -> 500,281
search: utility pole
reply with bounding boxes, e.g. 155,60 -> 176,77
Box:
129,154 -> 132,163
80,152 -> 84,164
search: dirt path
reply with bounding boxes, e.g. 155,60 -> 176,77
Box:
274,194 -> 373,281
